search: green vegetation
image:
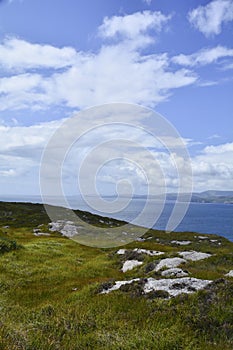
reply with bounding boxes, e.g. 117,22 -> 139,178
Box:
0,236 -> 21,255
0,202 -> 233,349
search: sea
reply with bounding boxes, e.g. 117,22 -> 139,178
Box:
1,195 -> 233,242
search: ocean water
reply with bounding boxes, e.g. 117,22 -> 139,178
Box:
69,197 -> 233,242
1,195 -> 233,242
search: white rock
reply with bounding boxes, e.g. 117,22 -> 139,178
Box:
34,232 -> 50,236
179,251 -> 211,261
49,221 -> 78,237
155,257 -> 186,272
171,240 -> 191,246
133,248 -> 164,256
102,277 -> 212,297
135,237 -> 145,242
49,221 -> 63,232
116,249 -> 127,255
60,223 -> 78,237
161,268 -> 189,278
116,248 -> 164,257
33,228 -> 41,233
122,260 -> 143,273
198,236 -> 209,240
101,279 -> 140,294
144,277 -> 212,297
210,239 -> 218,243
225,270 -> 233,277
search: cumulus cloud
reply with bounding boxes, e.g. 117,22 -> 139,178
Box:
0,119 -> 64,194
42,47 -> 196,109
192,142 -> 233,191
0,119 -> 63,157
99,11 -> 171,42
173,46 -> 233,67
1,102 -> 191,188
0,107 -> 232,196
0,73 -> 48,111
0,102 -> 192,197
0,37 -> 77,71
0,11 -> 197,111
188,0 -> 233,37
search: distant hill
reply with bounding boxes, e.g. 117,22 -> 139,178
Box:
190,191 -> 233,204
132,190 -> 233,204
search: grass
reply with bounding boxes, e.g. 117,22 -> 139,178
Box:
0,201 -> 233,349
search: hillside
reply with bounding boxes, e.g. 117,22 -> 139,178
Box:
165,191 -> 233,203
0,202 -> 233,349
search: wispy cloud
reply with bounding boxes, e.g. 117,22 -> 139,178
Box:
142,0 -> 152,5
207,134 -> 221,140
188,0 -> 233,37
172,46 -> 233,67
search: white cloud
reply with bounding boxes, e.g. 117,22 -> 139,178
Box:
0,73 -> 48,111
0,73 -> 42,93
143,0 -> 152,5
173,46 -> 233,67
0,169 -> 16,177
0,104 -> 192,196
192,142 -> 233,191
99,11 -> 171,42
43,46 -> 196,109
0,37 -> 77,71
0,115 -> 232,194
0,119 -> 64,194
207,134 -> 221,139
0,12 -> 197,111
188,0 -> 233,37
197,80 -> 218,87
0,10 -> 231,195
203,142 -> 233,154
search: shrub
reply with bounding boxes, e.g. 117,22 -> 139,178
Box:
0,236 -> 21,254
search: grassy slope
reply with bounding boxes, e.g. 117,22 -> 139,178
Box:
0,202 -> 233,349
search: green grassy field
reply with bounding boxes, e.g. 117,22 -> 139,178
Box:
0,202 -> 233,349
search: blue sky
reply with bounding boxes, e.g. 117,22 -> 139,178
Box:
0,0 -> 232,196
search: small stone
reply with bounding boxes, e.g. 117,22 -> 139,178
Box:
179,251 -> 211,261
171,240 -> 191,246
116,249 -> 127,255
101,279 -> 140,294
143,277 -> 212,297
225,270 -> 233,277
122,260 -> 143,273
135,237 -> 145,242
161,268 -> 189,278
133,248 -> 164,257
155,258 -> 186,272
